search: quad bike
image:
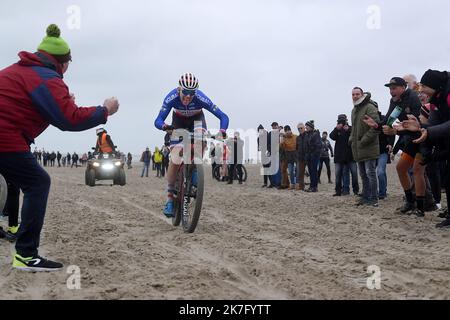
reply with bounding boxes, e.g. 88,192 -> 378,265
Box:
85,152 -> 126,187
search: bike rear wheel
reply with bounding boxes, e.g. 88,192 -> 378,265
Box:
181,164 -> 204,233
241,165 -> 248,182
233,165 -> 247,182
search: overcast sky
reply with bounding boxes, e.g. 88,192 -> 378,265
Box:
1,0 -> 449,157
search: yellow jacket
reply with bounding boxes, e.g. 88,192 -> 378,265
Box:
154,148 -> 163,163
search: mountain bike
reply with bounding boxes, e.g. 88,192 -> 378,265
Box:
171,132 -> 205,233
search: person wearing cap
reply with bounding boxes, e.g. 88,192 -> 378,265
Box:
304,120 -> 321,192
330,115 -> 359,196
385,77 -> 425,215
350,87 -> 380,207
364,77 -> 426,214
0,24 -> 119,272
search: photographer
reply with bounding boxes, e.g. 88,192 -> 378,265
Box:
330,114 -> 359,196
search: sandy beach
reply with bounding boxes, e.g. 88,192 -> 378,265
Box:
0,163 -> 449,300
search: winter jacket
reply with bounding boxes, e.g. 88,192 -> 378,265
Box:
281,133 -> 298,164
350,93 -> 380,162
305,130 -> 322,157
296,133 -> 307,162
426,73 -> 450,141
385,88 -> 422,154
320,138 -> 334,159
329,126 -> 354,164
0,51 -> 108,152
141,151 -> 151,163
154,149 -> 163,164
423,74 -> 450,160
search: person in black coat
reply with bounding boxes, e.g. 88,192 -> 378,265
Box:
304,120 -> 321,192
330,114 -> 360,196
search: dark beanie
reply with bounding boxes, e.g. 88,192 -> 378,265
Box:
306,120 -> 315,130
257,124 -> 264,131
420,70 -> 448,91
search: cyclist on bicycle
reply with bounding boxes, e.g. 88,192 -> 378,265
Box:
154,73 -> 229,217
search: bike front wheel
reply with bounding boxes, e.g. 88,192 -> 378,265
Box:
172,166 -> 184,227
181,164 -> 204,233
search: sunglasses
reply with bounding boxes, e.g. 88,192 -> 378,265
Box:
181,89 -> 197,97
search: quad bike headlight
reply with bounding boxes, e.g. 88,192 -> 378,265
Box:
102,163 -> 114,170
93,162 -> 100,167
114,161 -> 122,166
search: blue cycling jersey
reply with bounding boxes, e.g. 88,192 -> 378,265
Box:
154,88 -> 229,131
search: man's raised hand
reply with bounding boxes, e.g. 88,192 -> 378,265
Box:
104,97 -> 119,116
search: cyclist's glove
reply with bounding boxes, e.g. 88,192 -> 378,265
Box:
164,125 -> 175,132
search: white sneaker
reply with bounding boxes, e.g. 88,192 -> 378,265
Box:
436,203 -> 442,210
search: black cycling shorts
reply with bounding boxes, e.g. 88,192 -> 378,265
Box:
172,112 -> 207,132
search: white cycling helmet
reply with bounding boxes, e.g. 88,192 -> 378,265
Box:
96,128 -> 106,135
179,73 -> 199,90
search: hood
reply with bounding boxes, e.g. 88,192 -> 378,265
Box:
353,92 -> 372,107
17,51 -> 64,77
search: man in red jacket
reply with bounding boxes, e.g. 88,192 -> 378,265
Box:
0,24 -> 119,272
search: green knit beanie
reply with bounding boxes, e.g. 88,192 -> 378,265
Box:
37,24 -> 72,63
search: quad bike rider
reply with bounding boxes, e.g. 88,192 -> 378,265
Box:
95,128 -> 117,157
